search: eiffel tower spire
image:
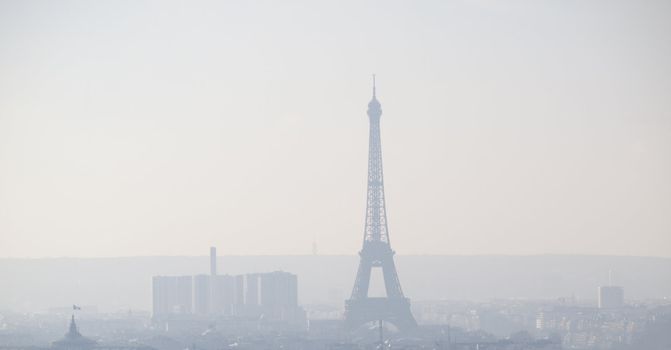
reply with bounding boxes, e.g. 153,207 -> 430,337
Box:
363,74 -> 388,245
372,74 -> 377,98
345,77 -> 416,331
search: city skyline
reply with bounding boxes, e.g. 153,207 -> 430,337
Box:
1,1 -> 670,349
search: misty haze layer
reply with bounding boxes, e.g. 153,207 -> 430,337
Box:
1,255 -> 669,313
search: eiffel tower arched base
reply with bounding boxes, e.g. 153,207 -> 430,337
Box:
344,297 -> 417,332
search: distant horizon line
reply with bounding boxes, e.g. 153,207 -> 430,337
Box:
1,253 -> 670,260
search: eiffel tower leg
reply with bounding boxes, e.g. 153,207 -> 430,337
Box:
351,256 -> 372,299
345,296 -> 417,331
381,255 -> 403,298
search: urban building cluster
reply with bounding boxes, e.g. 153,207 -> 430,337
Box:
3,295 -> 670,350
151,248 -> 305,328
412,284 -> 671,350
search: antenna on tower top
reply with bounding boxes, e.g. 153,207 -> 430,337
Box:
372,74 -> 376,98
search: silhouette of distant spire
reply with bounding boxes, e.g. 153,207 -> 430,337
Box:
68,314 -> 79,336
52,313 -> 96,349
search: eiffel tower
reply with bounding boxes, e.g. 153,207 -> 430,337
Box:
344,77 -> 417,331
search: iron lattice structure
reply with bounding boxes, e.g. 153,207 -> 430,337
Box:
344,78 -> 417,331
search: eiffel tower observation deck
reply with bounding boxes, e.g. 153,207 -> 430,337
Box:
344,77 -> 417,331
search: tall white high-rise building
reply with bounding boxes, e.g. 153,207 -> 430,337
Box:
598,286 -> 624,309
211,275 -> 237,315
193,274 -> 211,315
152,275 -> 193,316
245,273 -> 260,306
260,271 -> 298,308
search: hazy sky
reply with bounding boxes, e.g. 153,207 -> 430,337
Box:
1,0 -> 669,258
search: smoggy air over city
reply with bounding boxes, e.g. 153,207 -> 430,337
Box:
1,1 -> 670,350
